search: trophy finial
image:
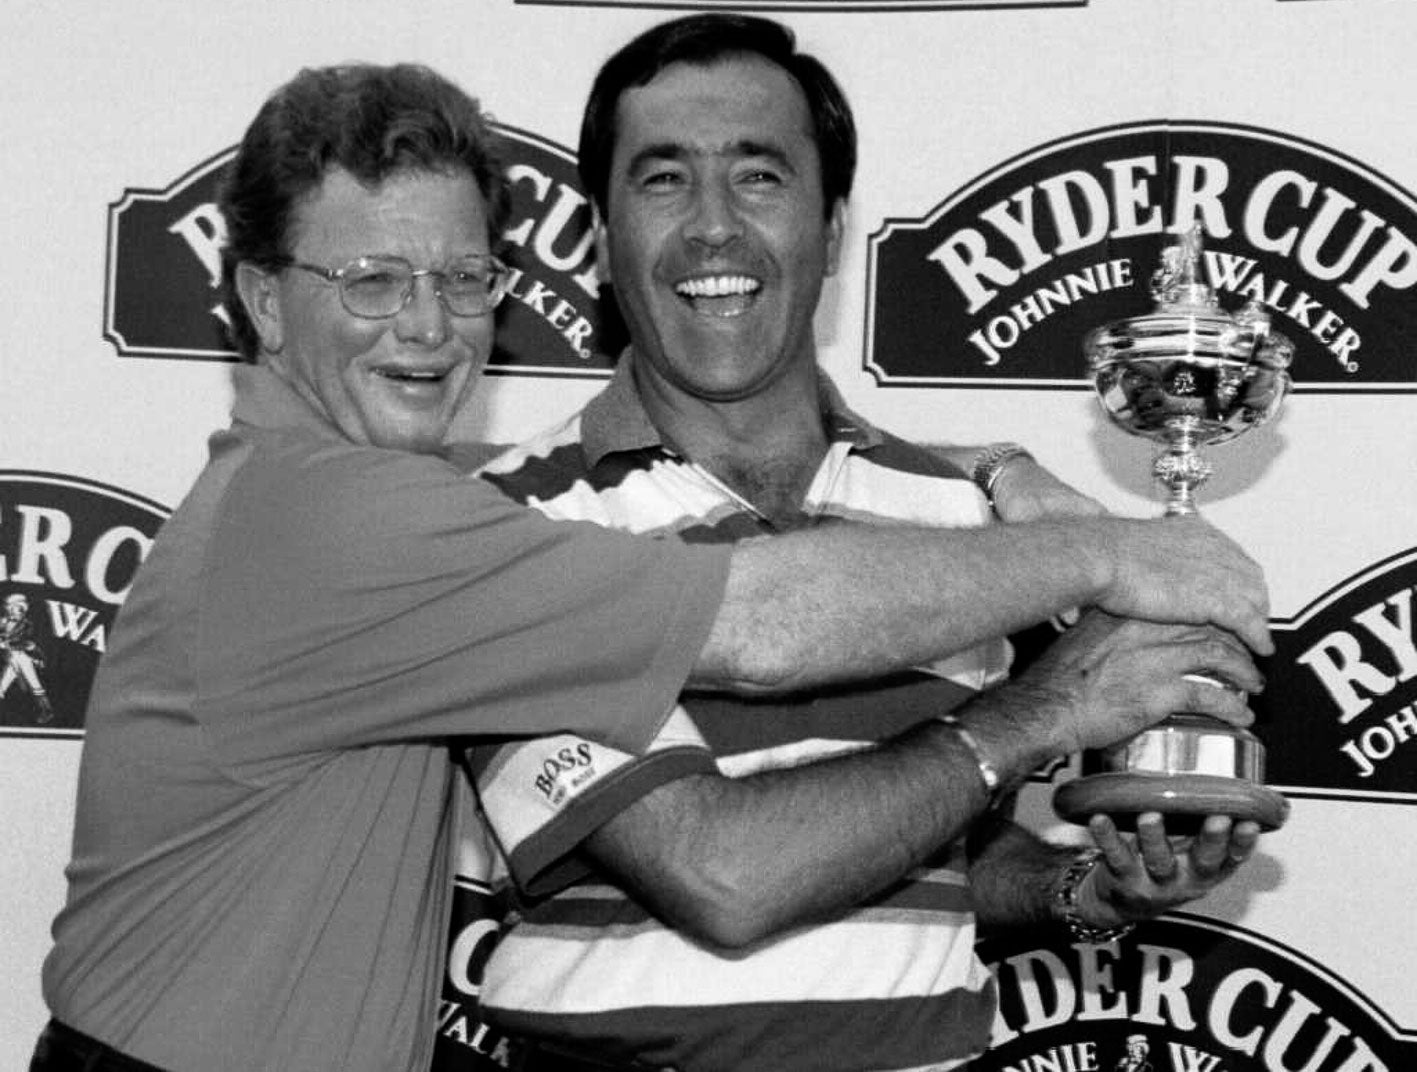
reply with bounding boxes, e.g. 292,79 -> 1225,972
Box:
1150,222 -> 1212,309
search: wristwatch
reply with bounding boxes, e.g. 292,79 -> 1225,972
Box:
1053,848 -> 1136,944
969,442 -> 1034,507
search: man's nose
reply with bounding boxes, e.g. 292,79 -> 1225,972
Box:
682,181 -> 743,248
394,273 -> 450,346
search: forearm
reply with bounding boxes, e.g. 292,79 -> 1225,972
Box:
693,507 -> 1273,694
585,714 -> 1008,948
966,818 -> 1077,930
691,519 -> 1108,693
584,681 -> 1067,948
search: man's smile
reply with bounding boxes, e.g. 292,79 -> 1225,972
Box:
371,362 -> 454,383
674,273 -> 763,317
368,363 -> 462,403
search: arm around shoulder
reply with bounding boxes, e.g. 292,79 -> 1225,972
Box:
693,507 -> 1272,697
692,519 -> 1113,694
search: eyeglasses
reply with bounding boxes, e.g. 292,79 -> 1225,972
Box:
274,254 -> 510,319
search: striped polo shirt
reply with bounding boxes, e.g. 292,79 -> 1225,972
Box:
472,361 -> 1011,1072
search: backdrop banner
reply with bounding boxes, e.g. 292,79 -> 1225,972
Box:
5,1 -> 1413,1066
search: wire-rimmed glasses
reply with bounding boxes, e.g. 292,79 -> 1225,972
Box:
275,254 -> 510,319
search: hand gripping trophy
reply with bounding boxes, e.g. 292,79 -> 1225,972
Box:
1053,223 -> 1292,832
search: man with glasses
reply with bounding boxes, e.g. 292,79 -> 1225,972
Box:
33,61 -> 1269,1072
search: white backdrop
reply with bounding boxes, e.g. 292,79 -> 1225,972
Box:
5,1 -> 1415,1067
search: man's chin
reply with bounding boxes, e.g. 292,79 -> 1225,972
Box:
369,421 -> 449,455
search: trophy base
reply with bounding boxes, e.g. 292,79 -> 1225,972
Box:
1053,772 -> 1290,833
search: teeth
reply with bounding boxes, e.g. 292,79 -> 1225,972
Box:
675,275 -> 761,298
377,369 -> 444,381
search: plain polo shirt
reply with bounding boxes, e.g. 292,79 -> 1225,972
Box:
42,364 -> 729,1072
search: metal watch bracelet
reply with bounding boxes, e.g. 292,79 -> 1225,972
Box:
969,442 -> 1034,506
1053,848 -> 1136,944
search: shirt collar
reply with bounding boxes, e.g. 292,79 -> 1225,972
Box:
579,356 -> 667,468
579,348 -> 886,469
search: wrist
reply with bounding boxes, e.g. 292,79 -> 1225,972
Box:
1052,848 -> 1136,943
1057,516 -> 1115,608
970,442 -> 1034,512
933,714 -> 1005,811
967,676 -> 1075,773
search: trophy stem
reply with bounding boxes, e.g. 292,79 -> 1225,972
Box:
1154,417 -> 1211,517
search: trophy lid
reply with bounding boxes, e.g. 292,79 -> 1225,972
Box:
1086,223 -> 1294,372
1085,223 -> 1294,448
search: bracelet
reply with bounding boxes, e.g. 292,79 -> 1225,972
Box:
970,442 -> 1034,507
1053,848 -> 1136,944
934,714 -> 1003,810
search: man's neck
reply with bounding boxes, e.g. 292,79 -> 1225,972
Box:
698,426 -> 828,526
637,364 -> 831,526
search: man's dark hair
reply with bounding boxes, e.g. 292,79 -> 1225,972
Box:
578,13 -> 856,220
218,63 -> 509,360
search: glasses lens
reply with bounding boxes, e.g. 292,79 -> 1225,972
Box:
440,257 -> 505,317
341,258 -> 412,318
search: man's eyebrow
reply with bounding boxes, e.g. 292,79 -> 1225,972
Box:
732,140 -> 797,171
624,139 -> 798,172
625,142 -> 689,171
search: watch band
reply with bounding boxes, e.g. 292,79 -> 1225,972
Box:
970,442 -> 1034,507
1053,848 -> 1137,944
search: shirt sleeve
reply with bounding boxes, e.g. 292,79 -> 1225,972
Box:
468,706 -> 716,897
195,437 -> 730,772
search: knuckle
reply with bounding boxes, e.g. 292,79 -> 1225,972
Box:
1186,684 -> 1237,718
1202,637 -> 1241,665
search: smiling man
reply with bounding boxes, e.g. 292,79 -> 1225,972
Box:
460,16 -> 1279,1072
244,168 -> 497,453
604,59 -> 839,407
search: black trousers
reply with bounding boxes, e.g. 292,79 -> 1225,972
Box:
30,1021 -> 170,1072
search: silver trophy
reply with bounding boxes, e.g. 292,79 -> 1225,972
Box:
1053,224 -> 1292,832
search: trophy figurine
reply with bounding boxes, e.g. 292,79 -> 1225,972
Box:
1052,223 -> 1292,832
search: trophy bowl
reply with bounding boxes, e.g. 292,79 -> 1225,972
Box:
1053,225 -> 1292,833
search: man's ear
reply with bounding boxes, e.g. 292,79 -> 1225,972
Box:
235,261 -> 284,355
592,207 -> 612,287
824,199 -> 846,278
